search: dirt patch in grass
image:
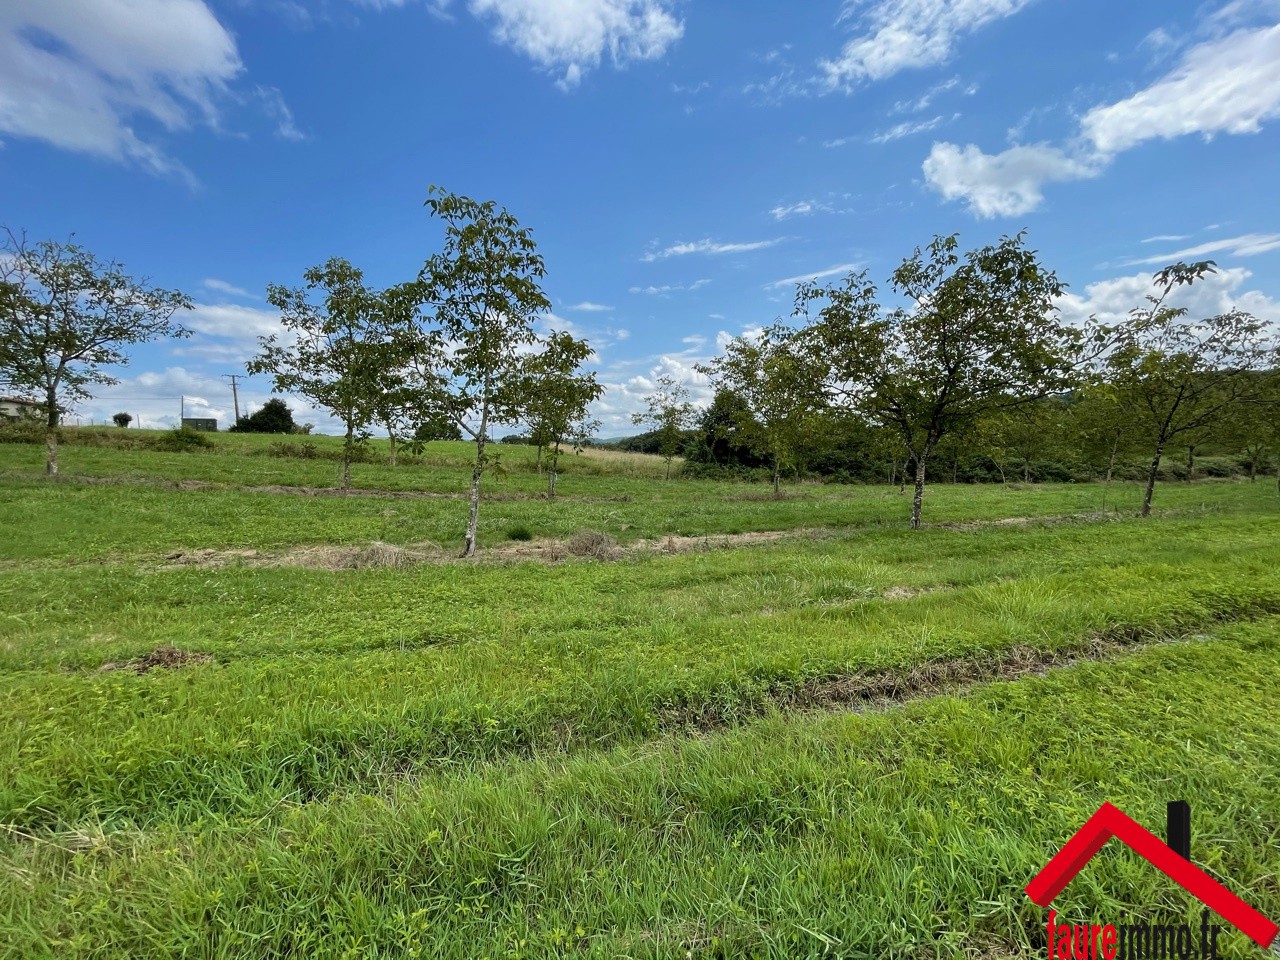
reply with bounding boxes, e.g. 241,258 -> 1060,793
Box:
99,645 -> 213,674
160,541 -> 444,571
930,512 -> 1113,531
882,585 -> 922,600
154,528 -> 826,571
664,628 -> 1218,733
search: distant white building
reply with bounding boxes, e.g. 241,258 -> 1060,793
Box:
0,396 -> 42,420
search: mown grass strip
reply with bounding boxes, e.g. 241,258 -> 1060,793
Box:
1,459 -> 1270,561
2,624 -> 1276,959
3,520 -> 1278,830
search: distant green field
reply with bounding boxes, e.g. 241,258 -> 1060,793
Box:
1,436 -> 1277,958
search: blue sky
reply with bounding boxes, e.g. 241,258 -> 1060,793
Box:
3,0 -> 1279,433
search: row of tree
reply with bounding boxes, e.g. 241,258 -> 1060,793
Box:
687,238 -> 1278,527
3,204 -> 1276,540
245,189 -> 602,556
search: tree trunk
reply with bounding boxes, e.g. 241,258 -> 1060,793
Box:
44,389 -> 59,477
772,453 -> 781,499
341,424 -> 354,491
1141,443 -> 1164,517
910,456 -> 928,530
547,442 -> 560,498
1249,460 -> 1257,482
387,429 -> 397,468
1186,445 -> 1195,483
462,407 -> 489,558
665,457 -> 672,481
952,458 -> 958,484
1105,433 -> 1119,484
44,426 -> 58,477
1023,460 -> 1031,483
536,444 -> 543,475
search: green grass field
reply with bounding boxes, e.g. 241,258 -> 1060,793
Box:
2,431 -> 1277,958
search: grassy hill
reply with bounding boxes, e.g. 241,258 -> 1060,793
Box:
1,432 -> 1277,958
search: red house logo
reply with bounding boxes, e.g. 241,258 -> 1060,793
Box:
1025,802 -> 1277,952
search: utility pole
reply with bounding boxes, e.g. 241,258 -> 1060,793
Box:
223,374 -> 242,423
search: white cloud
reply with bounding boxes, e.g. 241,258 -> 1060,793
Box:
169,301 -> 285,362
892,76 -> 958,114
1056,265 -> 1280,329
0,0 -> 241,177
766,262 -> 862,290
921,142 -> 1101,218
642,238 -> 781,261
769,200 -> 831,220
628,278 -> 712,295
255,85 -> 307,142
1081,24 -> 1280,154
820,0 -> 1035,90
924,21 -> 1280,218
203,278 -> 257,299
871,114 -> 946,143
566,300 -> 613,312
460,0 -> 683,88
1126,232 -> 1280,265
1141,234 -> 1192,244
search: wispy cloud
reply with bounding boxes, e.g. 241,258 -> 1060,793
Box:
871,114 -> 946,143
1140,234 -> 1192,244
766,262 -> 861,290
642,238 -> 782,261
629,279 -> 712,295
566,301 -> 613,312
928,22 -> 1280,219
769,200 -> 831,220
203,278 -> 257,299
255,85 -> 307,142
820,0 -> 1034,91
1126,232 -> 1280,265
891,76 -> 975,114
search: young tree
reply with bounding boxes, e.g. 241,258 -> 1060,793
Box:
1099,262 -> 1277,516
112,412 -> 133,428
1218,377 -> 1280,481
370,371 -> 420,467
0,232 -> 191,475
977,398 -> 1069,483
410,187 -> 551,557
698,322 -> 828,497
522,331 -> 602,497
1068,384 -> 1140,484
631,374 -> 697,480
251,258 -> 413,490
799,233 -> 1076,528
